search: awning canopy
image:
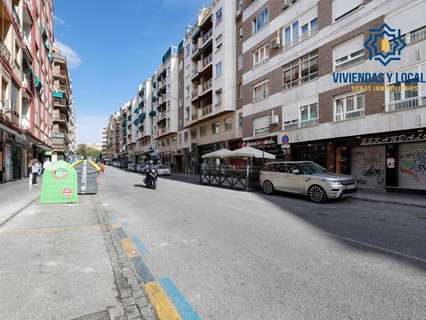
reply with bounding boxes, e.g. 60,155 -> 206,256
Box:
229,146 -> 276,159
52,90 -> 64,99
202,148 -> 233,159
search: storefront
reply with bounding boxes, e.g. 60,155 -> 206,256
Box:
0,126 -> 27,183
243,135 -> 285,159
288,129 -> 426,193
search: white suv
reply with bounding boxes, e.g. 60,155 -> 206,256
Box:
259,161 -> 357,203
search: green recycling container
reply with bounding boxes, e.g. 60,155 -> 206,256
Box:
72,160 -> 101,194
40,160 -> 79,204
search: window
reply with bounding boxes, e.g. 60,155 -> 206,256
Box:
253,44 -> 269,67
184,131 -> 189,143
409,25 -> 426,44
215,89 -> 222,106
212,122 -> 221,135
224,118 -> 233,130
185,85 -> 190,98
253,115 -> 270,136
300,103 -> 318,127
252,80 -> 269,102
185,44 -> 191,57
386,82 -> 419,112
282,50 -> 318,90
191,128 -> 197,139
216,35 -> 222,51
215,8 -> 222,26
200,125 -> 207,137
238,113 -> 243,127
215,62 -> 222,78
333,35 -> 365,70
334,93 -> 365,121
238,84 -> 243,99
252,7 -> 269,34
282,18 -> 317,49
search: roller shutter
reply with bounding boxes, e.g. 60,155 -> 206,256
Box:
398,143 -> 426,190
351,145 -> 386,189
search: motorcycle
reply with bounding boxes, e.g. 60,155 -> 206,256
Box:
144,167 -> 158,189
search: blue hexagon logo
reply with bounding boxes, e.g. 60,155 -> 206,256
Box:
364,23 -> 406,66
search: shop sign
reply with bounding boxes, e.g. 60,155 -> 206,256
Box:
281,135 -> 290,145
361,132 -> 426,145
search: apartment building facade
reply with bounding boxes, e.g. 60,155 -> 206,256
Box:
154,46 -> 179,166
240,0 -> 426,192
0,0 -> 57,183
104,112 -> 120,159
52,50 -> 74,160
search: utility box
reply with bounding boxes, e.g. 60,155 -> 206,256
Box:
73,160 -> 101,194
40,160 -> 79,204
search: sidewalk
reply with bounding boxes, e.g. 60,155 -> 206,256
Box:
166,173 -> 426,208
0,195 -> 124,320
353,189 -> 426,208
0,178 -> 40,227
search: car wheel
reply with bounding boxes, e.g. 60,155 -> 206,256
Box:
308,185 -> 327,203
263,180 -> 274,195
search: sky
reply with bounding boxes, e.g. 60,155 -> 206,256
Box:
54,0 -> 207,144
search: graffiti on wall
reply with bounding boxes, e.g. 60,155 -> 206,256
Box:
399,150 -> 426,182
352,149 -> 385,186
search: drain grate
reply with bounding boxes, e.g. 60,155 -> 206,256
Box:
71,310 -> 110,320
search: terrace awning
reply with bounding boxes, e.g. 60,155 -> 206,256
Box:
229,146 -> 275,159
52,90 -> 64,99
202,148 -> 233,159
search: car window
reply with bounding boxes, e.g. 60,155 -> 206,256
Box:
263,164 -> 276,172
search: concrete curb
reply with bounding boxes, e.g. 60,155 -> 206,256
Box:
0,196 -> 39,228
352,196 -> 426,209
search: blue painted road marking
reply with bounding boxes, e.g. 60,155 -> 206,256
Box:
132,236 -> 149,255
131,256 -> 154,283
159,277 -> 201,320
115,227 -> 126,239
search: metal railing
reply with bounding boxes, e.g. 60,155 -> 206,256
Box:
386,96 -> 426,112
0,41 -> 11,63
202,54 -> 212,68
254,127 -> 270,136
201,29 -> 213,46
199,104 -> 213,119
201,79 -> 212,93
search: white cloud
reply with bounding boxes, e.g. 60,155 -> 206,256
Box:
76,115 -> 108,144
53,15 -> 66,25
55,40 -> 82,69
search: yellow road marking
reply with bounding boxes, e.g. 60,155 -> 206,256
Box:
144,281 -> 181,320
121,238 -> 138,258
0,224 -> 100,235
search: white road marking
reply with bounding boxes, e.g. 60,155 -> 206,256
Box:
326,232 -> 426,264
217,202 -> 269,218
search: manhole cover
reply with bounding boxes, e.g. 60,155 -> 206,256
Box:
71,310 -> 110,320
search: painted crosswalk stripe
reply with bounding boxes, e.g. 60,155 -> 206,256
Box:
159,277 -> 201,320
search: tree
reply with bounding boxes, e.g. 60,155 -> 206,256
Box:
76,144 -> 101,160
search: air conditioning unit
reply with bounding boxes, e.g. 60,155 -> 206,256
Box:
270,36 -> 281,49
269,115 -> 279,125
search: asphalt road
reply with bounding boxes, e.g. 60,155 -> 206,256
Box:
99,167 -> 426,320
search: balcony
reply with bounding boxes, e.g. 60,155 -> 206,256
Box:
201,54 -> 212,70
386,96 -> 426,113
284,118 -> 319,130
254,127 -> 270,136
198,104 -> 213,120
0,41 -> 11,64
157,111 -> 167,122
53,67 -> 67,78
53,112 -> 66,122
201,79 -> 212,94
157,94 -> 168,107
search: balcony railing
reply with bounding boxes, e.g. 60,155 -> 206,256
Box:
284,118 -> 319,130
386,96 -> 426,112
53,67 -> 67,77
0,41 -> 11,63
199,104 -> 213,119
200,29 -> 213,47
191,112 -> 198,121
157,112 -> 167,121
254,127 -> 270,136
202,54 -> 212,69
201,79 -> 212,93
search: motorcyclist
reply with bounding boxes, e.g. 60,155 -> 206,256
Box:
144,161 -> 158,188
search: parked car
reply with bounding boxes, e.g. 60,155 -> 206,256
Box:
112,161 -> 120,167
119,160 -> 128,169
127,162 -> 136,172
259,161 -> 357,203
157,165 -> 171,176
136,163 -> 147,173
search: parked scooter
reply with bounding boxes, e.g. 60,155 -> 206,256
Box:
144,164 -> 158,189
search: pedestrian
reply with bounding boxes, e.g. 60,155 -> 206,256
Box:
31,159 -> 41,185
42,157 -> 52,174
